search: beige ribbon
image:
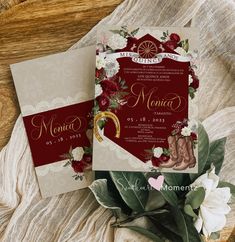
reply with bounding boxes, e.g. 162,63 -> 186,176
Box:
94,111 -> 120,142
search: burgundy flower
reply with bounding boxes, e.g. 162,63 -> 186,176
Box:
71,160 -> 86,173
170,33 -> 180,43
159,154 -> 170,163
190,76 -> 199,89
96,94 -> 110,111
96,68 -> 104,78
164,40 -> 178,50
151,156 -> 161,167
126,37 -> 137,49
101,79 -> 119,96
191,132 -> 197,141
83,154 -> 92,164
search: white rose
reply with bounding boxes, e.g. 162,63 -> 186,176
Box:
188,120 -> 197,132
191,168 -> 231,237
175,47 -> 187,56
71,147 -> 84,161
104,58 -> 120,78
107,34 -> 127,50
181,126 -> 192,136
95,84 -> 103,97
189,75 -> 193,85
96,55 -> 106,70
153,147 -> 163,158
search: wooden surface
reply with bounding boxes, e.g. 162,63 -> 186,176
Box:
0,0 -> 122,149
0,1 -> 234,241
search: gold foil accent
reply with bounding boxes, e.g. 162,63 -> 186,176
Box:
94,111 -> 120,142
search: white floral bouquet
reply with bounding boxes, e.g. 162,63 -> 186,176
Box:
89,124 -> 234,242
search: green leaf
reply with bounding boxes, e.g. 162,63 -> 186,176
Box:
110,172 -> 149,212
145,189 -> 166,211
184,204 -> 197,219
160,183 -> 178,206
95,171 -> 132,215
185,187 -> 205,209
149,216 -> 182,242
130,28 -> 139,36
183,214 -> 203,242
171,207 -> 189,242
209,232 -> 220,240
89,179 -> 122,217
218,181 -> 235,197
190,124 -> 210,182
162,172 -> 184,187
122,226 -> 164,242
97,119 -> 106,130
203,138 -> 226,175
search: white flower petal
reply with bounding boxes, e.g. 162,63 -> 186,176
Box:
175,47 -> 187,56
104,58 -> 120,78
71,147 -> 84,161
153,147 -> 163,158
207,187 -> 231,204
200,205 -> 227,237
107,34 -> 127,50
208,172 -> 219,190
95,84 -> 103,98
194,212 -> 203,233
203,202 -> 231,215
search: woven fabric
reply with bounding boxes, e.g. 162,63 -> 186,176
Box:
0,0 -> 234,241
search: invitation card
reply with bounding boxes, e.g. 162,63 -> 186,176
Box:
11,46 -> 95,197
93,26 -> 199,173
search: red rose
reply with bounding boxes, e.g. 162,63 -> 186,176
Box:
190,76 -> 199,89
151,156 -> 161,167
127,37 -> 137,49
83,154 -> 92,164
71,160 -> 86,173
191,132 -> 197,140
96,94 -> 110,111
170,33 -> 180,43
164,40 -> 178,50
101,79 -> 119,96
96,68 -> 104,78
159,154 -> 170,163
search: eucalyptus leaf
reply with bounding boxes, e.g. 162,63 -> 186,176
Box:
160,183 -> 178,206
89,179 -> 122,217
190,124 -> 209,182
171,207 -> 189,242
110,172 -> 148,212
185,187 -> 205,209
122,226 -> 164,242
203,138 -> 226,174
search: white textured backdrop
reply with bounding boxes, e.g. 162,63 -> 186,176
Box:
0,0 -> 234,241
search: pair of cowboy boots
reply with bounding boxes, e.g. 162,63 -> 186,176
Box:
160,135 -> 196,170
